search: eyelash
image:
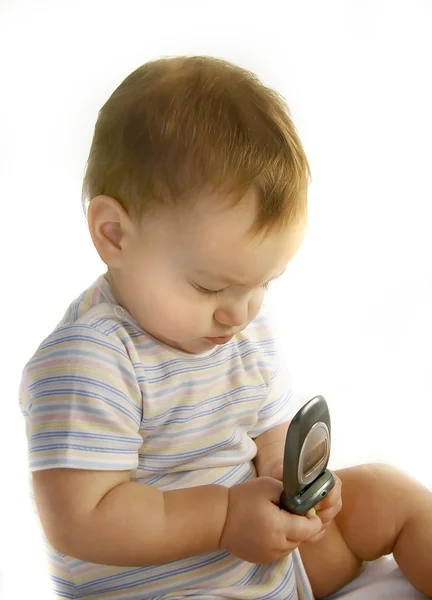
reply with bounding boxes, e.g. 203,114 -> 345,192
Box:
195,282 -> 271,295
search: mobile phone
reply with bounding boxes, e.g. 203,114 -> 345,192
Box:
279,395 -> 335,515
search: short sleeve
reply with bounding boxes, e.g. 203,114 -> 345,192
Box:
19,324 -> 143,471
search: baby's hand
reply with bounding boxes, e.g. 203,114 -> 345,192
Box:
258,458 -> 342,543
219,477 -> 323,564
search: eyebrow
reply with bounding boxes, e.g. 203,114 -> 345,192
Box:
194,267 -> 287,286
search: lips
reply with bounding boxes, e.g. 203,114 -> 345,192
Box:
205,335 -> 233,345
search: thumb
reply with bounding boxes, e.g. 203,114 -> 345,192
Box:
280,510 -> 323,544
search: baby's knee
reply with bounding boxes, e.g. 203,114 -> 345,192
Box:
338,462 -> 412,490
358,462 -> 406,490
337,462 -> 428,525
357,462 -> 428,499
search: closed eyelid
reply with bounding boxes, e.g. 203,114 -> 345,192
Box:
194,284 -> 223,294
193,280 -> 272,296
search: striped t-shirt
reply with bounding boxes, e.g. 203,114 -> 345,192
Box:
19,274 -> 313,600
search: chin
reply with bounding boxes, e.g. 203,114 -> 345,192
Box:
180,339 -> 212,354
148,329 -> 210,354
157,337 -> 202,353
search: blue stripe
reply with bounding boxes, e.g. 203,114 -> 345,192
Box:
143,392 -> 264,427
146,407 -> 260,437
40,328 -> 127,354
140,348 -> 270,377
74,553 -> 229,595
30,391 -> 141,426
31,430 -> 138,443
30,457 -> 137,469
30,442 -> 138,454
32,376 -> 141,412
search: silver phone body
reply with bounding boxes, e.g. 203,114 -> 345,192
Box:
280,395 -> 335,515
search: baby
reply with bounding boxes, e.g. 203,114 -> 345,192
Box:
19,56 -> 432,599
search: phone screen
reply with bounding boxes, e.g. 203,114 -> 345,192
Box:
303,439 -> 327,476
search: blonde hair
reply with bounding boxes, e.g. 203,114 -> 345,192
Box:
82,56 -> 310,234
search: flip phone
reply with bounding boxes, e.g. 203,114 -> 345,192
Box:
280,395 -> 335,515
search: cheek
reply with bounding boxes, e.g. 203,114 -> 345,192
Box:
158,300 -> 200,333
250,290 -> 265,318
141,286 -> 211,337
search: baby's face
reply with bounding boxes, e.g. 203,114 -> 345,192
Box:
107,188 -> 306,354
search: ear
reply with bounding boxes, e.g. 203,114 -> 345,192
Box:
87,195 -> 135,268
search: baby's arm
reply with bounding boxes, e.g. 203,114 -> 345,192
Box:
33,466 -> 323,567
33,468 -> 228,566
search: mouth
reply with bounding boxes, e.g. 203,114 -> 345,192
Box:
204,335 -> 234,345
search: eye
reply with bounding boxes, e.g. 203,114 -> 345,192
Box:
193,281 -> 271,295
194,284 -> 223,295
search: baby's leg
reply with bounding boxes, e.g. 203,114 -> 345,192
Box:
299,464 -> 432,598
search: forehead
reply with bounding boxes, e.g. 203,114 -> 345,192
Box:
167,188 -> 306,282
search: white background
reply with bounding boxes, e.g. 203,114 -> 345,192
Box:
1,1 -> 431,598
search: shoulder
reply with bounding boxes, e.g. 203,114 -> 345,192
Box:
20,313 -> 143,421
21,277 -> 144,389
30,275 -> 145,362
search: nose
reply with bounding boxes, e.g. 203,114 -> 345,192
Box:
214,301 -> 248,329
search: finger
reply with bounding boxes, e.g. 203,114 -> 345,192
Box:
306,529 -> 327,544
281,511 -> 323,544
316,500 -> 342,525
303,518 -> 334,543
314,473 -> 342,511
